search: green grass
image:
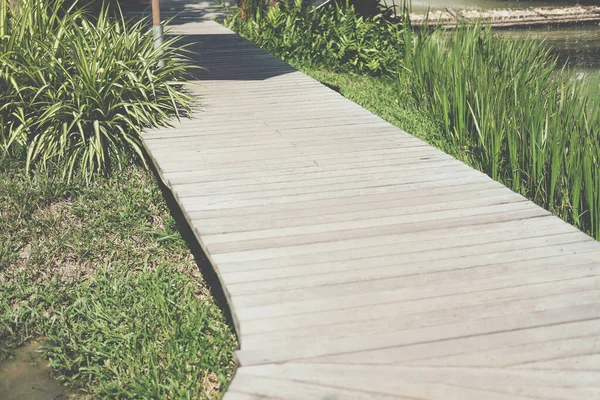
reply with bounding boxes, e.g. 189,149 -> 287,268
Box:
404,26 -> 600,239
0,0 -> 194,181
0,150 -> 236,399
224,0 -> 405,76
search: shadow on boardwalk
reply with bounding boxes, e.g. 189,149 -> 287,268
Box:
175,33 -> 298,81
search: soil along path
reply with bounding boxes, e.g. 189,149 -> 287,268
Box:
410,5 -> 600,28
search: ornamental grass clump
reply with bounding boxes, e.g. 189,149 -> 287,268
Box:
0,0 -> 194,181
405,25 -> 600,239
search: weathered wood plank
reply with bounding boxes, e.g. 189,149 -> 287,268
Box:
236,363 -> 600,399
203,201 -> 540,246
141,8 -> 600,399
235,304 -> 600,365
239,282 -> 600,349
309,318 -> 600,365
227,370 -> 408,400
227,240 -> 600,313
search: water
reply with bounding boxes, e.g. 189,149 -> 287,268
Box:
501,24 -> 600,74
406,0 -> 599,12
0,341 -> 69,400
402,0 -> 600,73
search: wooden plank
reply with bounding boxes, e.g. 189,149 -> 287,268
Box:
236,363 -> 600,400
219,228 -> 592,290
175,164 -> 471,198
166,153 -> 454,186
150,133 -> 423,153
227,370 -> 407,400
205,193 -> 530,250
235,304 -> 600,365
409,334 -> 600,368
222,239 -> 597,285
309,318 -> 600,365
153,138 -> 428,160
140,12 -> 600,399
168,157 -> 459,187
203,201 -> 539,246
193,188 -> 519,235
518,353 -> 600,370
155,141 -> 437,165
180,176 -> 489,211
234,263 -> 600,326
237,283 -> 600,350
228,237 -> 597,311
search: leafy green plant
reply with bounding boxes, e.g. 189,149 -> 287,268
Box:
404,24 -> 600,239
0,0 -> 194,181
224,0 -> 405,75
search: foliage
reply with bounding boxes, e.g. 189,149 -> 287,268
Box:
405,25 -> 600,239
0,0 -> 194,181
0,150 -> 236,398
224,0 -> 405,75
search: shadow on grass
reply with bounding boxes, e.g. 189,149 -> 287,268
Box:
146,158 -> 240,344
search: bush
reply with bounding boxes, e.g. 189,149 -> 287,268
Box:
0,0 -> 194,181
224,0 -> 405,75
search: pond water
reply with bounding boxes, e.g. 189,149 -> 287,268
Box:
500,24 -> 600,74
406,0 -> 599,12
0,341 -> 69,400
399,0 -> 600,73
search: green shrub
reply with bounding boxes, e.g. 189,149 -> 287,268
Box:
224,0 -> 405,75
405,25 -> 600,239
0,0 -> 194,181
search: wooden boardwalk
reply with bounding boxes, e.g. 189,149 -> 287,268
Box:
142,3 -> 600,398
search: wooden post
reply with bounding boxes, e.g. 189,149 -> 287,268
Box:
151,0 -> 164,67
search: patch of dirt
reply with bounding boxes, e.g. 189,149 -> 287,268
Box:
203,371 -> 221,399
18,243 -> 32,264
3,199 -> 95,286
0,340 -> 71,400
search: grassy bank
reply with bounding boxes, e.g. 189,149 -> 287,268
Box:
0,151 -> 236,398
225,2 -> 600,240
1,1 -> 236,397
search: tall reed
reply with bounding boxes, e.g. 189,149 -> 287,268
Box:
0,0 -> 6,38
404,24 -> 600,239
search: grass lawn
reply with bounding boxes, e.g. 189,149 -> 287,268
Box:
0,151 -> 237,398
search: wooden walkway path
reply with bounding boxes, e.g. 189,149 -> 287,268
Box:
142,3 -> 600,398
